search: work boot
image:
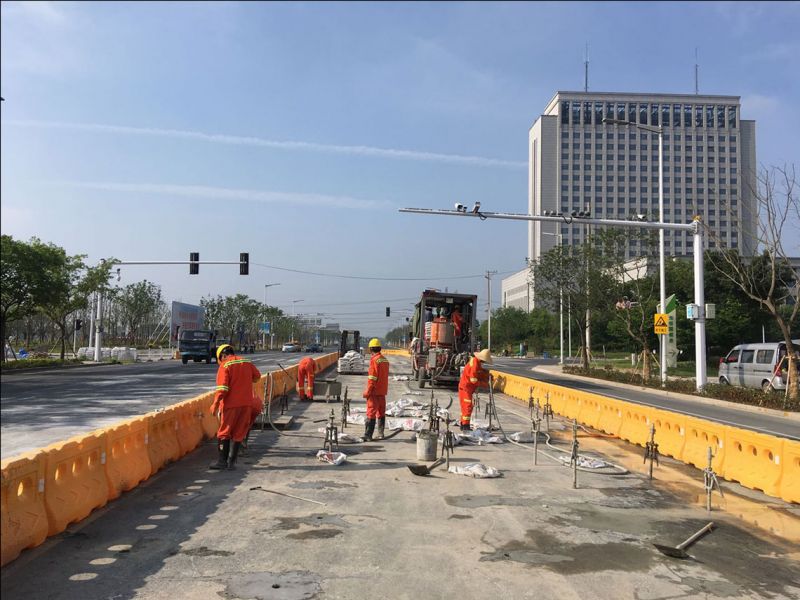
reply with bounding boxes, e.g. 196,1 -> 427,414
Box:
227,442 -> 242,470
376,417 -> 385,440
364,418 -> 376,442
460,422 -> 471,433
240,431 -> 250,457
209,439 -> 230,470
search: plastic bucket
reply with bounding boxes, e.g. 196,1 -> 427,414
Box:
416,431 -> 438,461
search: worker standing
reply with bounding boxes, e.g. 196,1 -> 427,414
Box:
458,348 -> 492,432
210,344 -> 262,470
297,355 -> 318,401
363,338 -> 390,441
450,306 -> 463,349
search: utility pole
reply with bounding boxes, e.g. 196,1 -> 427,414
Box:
485,270 -> 497,351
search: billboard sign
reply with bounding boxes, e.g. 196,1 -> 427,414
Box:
170,301 -> 205,343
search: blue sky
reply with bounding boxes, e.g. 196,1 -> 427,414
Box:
2,1 -> 799,337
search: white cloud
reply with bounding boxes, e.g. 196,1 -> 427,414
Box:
45,180 -> 386,210
741,94 -> 780,115
5,119 -> 527,169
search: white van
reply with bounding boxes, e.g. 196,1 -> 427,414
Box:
717,340 -> 799,391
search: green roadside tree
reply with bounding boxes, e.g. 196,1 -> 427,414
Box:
116,280 -> 164,346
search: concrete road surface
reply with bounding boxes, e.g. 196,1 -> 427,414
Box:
1,354 -> 797,600
0,351 -> 326,460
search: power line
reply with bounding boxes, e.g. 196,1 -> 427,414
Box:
255,262 -> 518,281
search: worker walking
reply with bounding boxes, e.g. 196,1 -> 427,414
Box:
297,355 -> 318,401
210,344 -> 262,470
458,348 -> 492,432
363,338 -> 390,441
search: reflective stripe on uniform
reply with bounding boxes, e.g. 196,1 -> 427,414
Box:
367,375 -> 378,380
223,358 -> 251,368
216,385 -> 230,391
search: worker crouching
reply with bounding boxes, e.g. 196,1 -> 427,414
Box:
362,338 -> 390,441
458,348 -> 492,431
210,344 -> 262,470
297,355 -> 318,401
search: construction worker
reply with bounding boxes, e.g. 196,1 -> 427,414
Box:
458,348 -> 492,431
451,306 -> 463,339
363,338 -> 390,441
210,344 -> 262,470
297,356 -> 318,401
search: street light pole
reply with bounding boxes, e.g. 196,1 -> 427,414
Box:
291,299 -> 304,342
604,118 -> 667,386
540,231 -> 565,365
263,283 -> 280,348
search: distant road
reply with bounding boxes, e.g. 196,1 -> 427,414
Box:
0,351 -> 330,460
490,356 -> 799,441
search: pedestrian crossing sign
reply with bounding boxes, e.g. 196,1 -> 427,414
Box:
654,313 -> 669,335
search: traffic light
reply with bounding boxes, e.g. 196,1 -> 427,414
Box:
240,252 -> 249,275
189,252 -> 199,275
75,319 -> 82,331
385,307 -> 390,317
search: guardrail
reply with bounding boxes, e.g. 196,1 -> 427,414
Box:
0,352 -> 338,567
489,370 -> 799,505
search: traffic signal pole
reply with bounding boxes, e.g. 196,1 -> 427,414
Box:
399,207 -> 709,391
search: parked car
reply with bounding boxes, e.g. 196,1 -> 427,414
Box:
281,342 -> 301,353
305,343 -> 323,352
718,340 -> 799,391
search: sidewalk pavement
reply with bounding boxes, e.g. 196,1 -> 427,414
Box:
2,355 -> 798,600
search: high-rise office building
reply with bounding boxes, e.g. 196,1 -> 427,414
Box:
502,91 -> 757,311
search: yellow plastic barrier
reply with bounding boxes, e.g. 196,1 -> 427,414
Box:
649,409 -> 687,461
682,416 -> 728,473
104,417 -> 151,500
1,452 -> 48,567
146,408 -> 181,475
723,428 -> 784,498
487,367 -> 798,503
383,349 -> 410,357
779,439 -> 800,504
197,392 -> 219,439
42,432 -> 109,536
175,399 -> 204,457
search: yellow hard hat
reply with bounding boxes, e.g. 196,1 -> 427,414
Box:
368,338 -> 381,349
216,344 -> 233,362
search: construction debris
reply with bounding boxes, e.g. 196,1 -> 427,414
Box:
316,450 -> 347,465
447,463 -> 501,478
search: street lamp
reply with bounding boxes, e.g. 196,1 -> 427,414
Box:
539,231 -> 565,365
262,284 -> 280,349
264,283 -> 280,306
603,117 -> 667,386
291,299 -> 304,341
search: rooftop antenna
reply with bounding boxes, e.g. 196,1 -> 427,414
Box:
584,43 -> 589,92
694,48 -> 699,95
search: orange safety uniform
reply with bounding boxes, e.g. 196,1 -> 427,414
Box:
458,356 -> 489,427
297,356 -> 317,400
451,309 -> 463,338
212,354 -> 262,442
363,351 -> 390,419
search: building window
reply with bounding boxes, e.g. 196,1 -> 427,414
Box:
561,101 -> 570,124
706,106 -> 714,128
617,103 -> 625,121
661,104 -> 670,127
716,106 -> 725,128
561,131 -> 569,138
572,102 -> 581,124
651,104 -> 660,126
584,102 -> 592,125
695,106 -> 703,127
628,103 -> 636,122
573,131 -> 580,139
727,107 -> 737,129
684,105 -> 692,127
594,102 -> 604,124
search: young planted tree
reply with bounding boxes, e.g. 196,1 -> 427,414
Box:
706,165 -> 799,402
532,236 -> 615,368
38,254 -> 114,360
116,280 -> 165,346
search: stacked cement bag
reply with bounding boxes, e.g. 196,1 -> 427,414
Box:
337,350 -> 365,374
77,347 -> 113,360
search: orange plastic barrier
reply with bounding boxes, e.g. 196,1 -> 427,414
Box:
649,409 -> 687,461
779,439 -> 800,504
723,428 -> 784,498
146,408 -> 181,475
42,432 -> 109,536
197,391 -> 219,439
1,452 -> 48,567
104,417 -> 151,500
682,416 -> 727,473
174,399 -> 205,457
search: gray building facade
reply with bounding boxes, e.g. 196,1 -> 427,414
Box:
528,91 -> 757,265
